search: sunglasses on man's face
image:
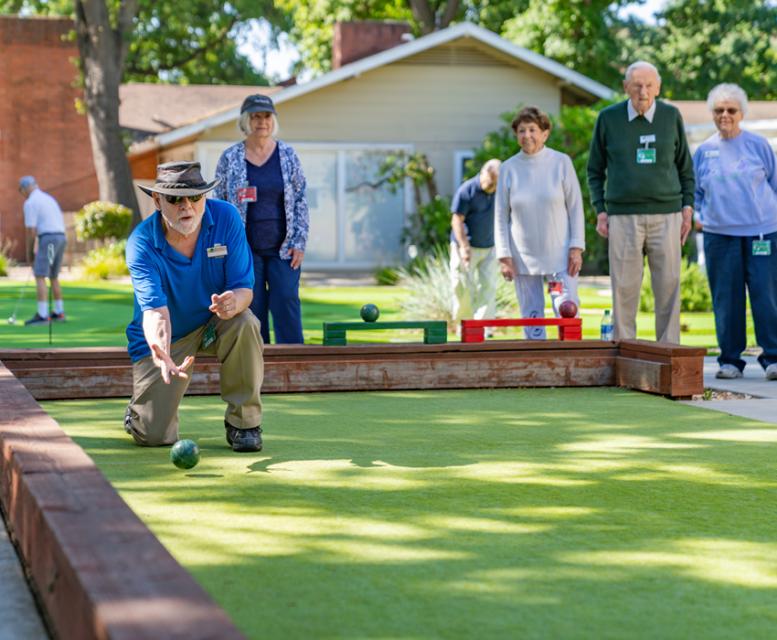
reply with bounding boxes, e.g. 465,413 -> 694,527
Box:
713,107 -> 739,116
163,193 -> 205,205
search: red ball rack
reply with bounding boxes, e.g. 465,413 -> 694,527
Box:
460,317 -> 583,342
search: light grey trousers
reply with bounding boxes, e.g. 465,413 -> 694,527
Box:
608,212 -> 682,344
513,271 -> 580,340
450,244 -> 498,323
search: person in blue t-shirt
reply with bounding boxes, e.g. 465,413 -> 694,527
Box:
450,159 -> 501,330
693,83 -> 777,381
124,162 -> 264,452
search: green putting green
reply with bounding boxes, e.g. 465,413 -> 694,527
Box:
44,388 -> 777,639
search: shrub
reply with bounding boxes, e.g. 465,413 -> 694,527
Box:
75,201 -> 132,242
374,265 -> 401,286
397,246 -> 518,328
0,237 -> 15,277
640,260 -> 712,312
81,240 -> 129,280
377,152 -> 450,260
402,196 -> 452,257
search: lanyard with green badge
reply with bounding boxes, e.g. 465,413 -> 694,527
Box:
636,134 -> 656,164
753,234 -> 772,257
201,318 -> 217,349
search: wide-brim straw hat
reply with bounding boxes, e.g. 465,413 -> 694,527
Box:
138,161 -> 219,197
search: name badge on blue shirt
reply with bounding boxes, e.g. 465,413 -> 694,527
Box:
704,149 -> 720,158
207,243 -> 228,258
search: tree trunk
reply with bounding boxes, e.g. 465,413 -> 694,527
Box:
74,0 -> 141,226
408,0 -> 461,32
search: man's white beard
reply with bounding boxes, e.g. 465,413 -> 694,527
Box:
164,214 -> 199,237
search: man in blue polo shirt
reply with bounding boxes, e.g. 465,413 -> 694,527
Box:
124,161 -> 264,452
450,159 -> 501,330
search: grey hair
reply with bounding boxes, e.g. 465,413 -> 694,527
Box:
707,83 -> 748,117
238,112 -> 280,138
624,61 -> 661,84
480,159 -> 501,177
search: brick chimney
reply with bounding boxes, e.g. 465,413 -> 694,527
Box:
332,21 -> 412,69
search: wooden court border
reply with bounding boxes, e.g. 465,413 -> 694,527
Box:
0,339 -> 704,639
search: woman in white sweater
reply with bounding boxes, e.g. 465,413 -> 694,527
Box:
495,106 -> 586,339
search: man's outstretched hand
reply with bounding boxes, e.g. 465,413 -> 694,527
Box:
151,343 -> 194,384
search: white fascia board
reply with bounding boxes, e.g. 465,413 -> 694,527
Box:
155,106 -> 241,147
153,22 -> 613,150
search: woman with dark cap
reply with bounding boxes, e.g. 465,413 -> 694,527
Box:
214,94 -> 309,344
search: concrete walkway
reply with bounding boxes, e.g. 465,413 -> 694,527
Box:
0,514 -> 48,639
682,356 -> 777,425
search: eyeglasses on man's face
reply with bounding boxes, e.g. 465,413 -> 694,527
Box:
163,193 -> 205,205
713,107 -> 739,116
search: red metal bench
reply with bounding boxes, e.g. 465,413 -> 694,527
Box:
461,317 -> 583,342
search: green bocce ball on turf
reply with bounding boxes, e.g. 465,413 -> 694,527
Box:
170,439 -> 200,470
360,303 -> 380,322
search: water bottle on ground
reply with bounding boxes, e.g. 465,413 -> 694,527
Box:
600,309 -> 613,341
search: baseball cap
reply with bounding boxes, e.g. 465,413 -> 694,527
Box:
240,94 -> 276,115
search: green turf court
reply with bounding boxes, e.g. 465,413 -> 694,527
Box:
44,388 -> 777,639
0,276 -> 760,348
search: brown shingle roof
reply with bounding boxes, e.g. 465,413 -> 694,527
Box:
119,83 -> 281,134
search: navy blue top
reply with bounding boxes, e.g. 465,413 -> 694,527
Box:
450,176 -> 495,248
125,199 -> 254,362
246,146 -> 287,256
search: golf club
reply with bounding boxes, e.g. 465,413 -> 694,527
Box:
48,243 -> 55,344
7,267 -> 33,325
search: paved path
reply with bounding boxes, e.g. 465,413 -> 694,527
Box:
682,356 -> 777,425
0,514 -> 48,640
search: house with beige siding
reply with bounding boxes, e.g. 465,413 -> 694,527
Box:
129,22 -> 613,270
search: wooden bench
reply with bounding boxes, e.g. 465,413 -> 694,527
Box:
322,320 -> 448,346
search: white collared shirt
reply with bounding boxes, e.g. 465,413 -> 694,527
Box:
627,100 -> 656,123
23,188 -> 65,235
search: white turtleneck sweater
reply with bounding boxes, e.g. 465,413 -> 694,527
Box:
494,146 -> 585,275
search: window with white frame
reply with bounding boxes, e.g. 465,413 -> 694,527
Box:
197,141 -> 413,269
453,150 -> 475,190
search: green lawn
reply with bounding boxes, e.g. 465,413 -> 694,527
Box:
45,388 -> 777,639
0,276 -> 757,350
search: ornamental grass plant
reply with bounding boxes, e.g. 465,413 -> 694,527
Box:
397,246 -> 518,328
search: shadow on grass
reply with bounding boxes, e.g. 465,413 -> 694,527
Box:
44,388 -> 777,639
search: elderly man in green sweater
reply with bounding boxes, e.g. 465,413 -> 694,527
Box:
587,61 -> 694,344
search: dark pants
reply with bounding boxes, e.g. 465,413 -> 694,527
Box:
704,231 -> 777,371
250,254 -> 304,344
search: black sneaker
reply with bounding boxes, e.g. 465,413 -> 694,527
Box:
225,421 -> 262,452
24,313 -> 49,326
51,312 -> 66,322
123,407 -> 133,434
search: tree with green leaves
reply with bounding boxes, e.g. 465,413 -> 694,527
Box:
0,0 -> 285,219
631,0 -> 777,100
501,0 -> 634,89
276,0 -> 527,74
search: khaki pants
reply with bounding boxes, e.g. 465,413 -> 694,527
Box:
608,212 -> 682,344
450,244 -> 497,323
125,311 -> 264,446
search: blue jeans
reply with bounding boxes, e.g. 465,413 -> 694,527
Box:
704,231 -> 777,371
250,255 -> 304,344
